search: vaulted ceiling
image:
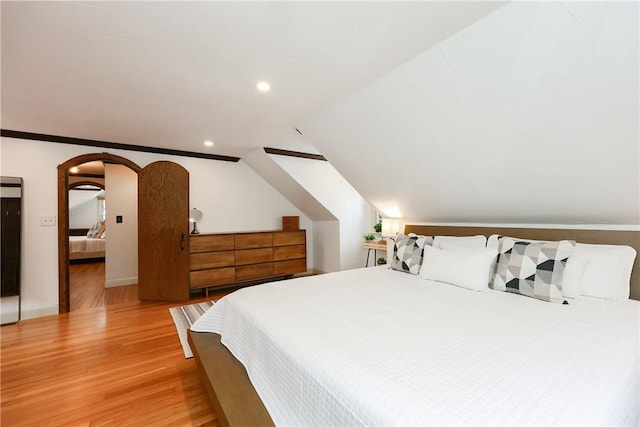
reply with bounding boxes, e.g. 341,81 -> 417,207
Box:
301,1 -> 639,224
2,1 -> 638,225
1,1 -> 504,156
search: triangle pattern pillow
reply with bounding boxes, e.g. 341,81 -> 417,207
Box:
390,234 -> 432,275
491,237 -> 575,303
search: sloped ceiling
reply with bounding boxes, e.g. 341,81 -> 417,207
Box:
301,1 -> 640,225
0,1 -> 504,157
2,1 -> 638,226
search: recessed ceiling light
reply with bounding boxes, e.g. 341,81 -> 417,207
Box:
256,81 -> 271,92
69,167 -> 79,174
204,140 -> 214,147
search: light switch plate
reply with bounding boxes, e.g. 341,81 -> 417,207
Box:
40,215 -> 56,226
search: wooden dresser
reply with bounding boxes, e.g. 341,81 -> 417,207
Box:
189,230 -> 306,293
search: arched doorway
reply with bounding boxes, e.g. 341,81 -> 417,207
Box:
58,153 -> 141,313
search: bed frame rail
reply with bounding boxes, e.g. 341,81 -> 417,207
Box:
188,330 -> 274,427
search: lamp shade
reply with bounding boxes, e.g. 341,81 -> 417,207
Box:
189,208 -> 203,223
381,218 -> 401,237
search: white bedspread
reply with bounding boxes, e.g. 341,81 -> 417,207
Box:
192,267 -> 640,426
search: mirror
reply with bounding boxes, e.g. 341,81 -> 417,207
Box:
189,208 -> 203,235
1,176 -> 22,324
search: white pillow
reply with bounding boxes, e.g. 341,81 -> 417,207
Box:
433,235 -> 487,249
559,252 -> 588,299
575,243 -> 636,301
487,234 -> 501,250
386,235 -> 396,264
419,245 -> 498,291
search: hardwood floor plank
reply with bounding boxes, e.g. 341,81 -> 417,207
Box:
69,261 -> 139,311
1,299 -> 221,426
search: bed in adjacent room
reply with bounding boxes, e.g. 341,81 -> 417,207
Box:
188,225 -> 640,426
69,221 -> 106,261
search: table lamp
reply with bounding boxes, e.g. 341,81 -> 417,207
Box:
381,218 -> 401,242
189,208 -> 203,235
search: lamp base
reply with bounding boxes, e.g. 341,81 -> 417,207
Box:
191,222 -> 200,235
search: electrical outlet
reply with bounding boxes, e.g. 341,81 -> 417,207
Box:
40,215 -> 56,226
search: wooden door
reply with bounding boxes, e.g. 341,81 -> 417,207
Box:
138,161 -> 190,301
1,198 -> 21,297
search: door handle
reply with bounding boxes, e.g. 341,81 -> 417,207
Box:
180,232 -> 185,251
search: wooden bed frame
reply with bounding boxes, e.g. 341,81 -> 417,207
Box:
188,225 -> 640,426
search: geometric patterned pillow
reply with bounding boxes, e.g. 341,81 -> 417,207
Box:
491,237 -> 575,303
86,222 -> 98,238
390,234 -> 433,274
91,220 -> 106,238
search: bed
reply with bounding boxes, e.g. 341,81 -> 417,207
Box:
69,235 -> 106,260
188,225 -> 640,426
69,221 -> 106,261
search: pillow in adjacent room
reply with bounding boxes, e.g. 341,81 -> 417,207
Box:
390,234 -> 432,275
433,235 -> 487,249
419,245 -> 498,291
491,237 -> 575,303
86,223 -> 97,238
92,220 -> 106,238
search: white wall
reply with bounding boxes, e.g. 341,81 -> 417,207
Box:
270,155 -> 374,270
301,1 -> 639,226
68,190 -> 101,229
104,164 -> 137,288
311,221 -> 341,273
0,137 -> 313,319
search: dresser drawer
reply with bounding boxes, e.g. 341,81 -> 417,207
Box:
190,251 -> 234,271
235,248 -> 273,266
190,267 -> 235,289
273,244 -> 305,261
274,258 -> 306,275
190,234 -> 234,253
189,228 -> 306,291
235,263 -> 273,281
273,231 -> 305,246
235,232 -> 273,249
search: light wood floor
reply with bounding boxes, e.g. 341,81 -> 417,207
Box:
70,261 -> 139,311
1,295 -> 228,426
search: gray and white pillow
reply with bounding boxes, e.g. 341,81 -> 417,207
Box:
491,237 -> 575,303
390,234 -> 432,275
86,223 -> 98,238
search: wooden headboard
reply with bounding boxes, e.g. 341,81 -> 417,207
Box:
404,225 -> 640,301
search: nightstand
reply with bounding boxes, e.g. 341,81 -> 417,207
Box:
363,241 -> 387,267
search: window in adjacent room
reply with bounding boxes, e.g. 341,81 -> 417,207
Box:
97,196 -> 106,222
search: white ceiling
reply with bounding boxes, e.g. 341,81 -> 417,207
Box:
301,1 -> 640,225
6,1 -> 635,226
1,1 -> 505,157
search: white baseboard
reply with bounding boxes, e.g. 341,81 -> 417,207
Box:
20,305 -> 59,321
105,276 -> 138,288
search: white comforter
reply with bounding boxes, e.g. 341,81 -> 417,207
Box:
69,236 -> 105,253
191,267 -> 640,426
